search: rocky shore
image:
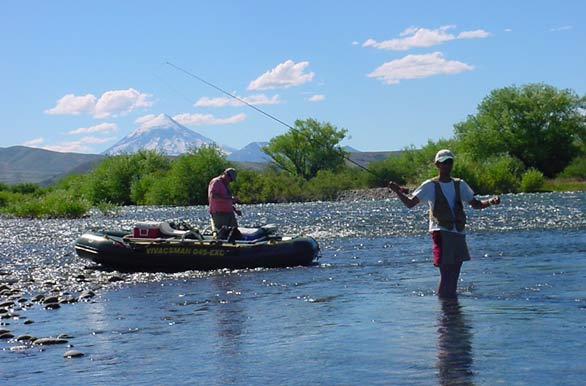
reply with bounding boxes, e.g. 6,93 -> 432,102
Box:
337,187 -> 398,201
0,270 -> 125,357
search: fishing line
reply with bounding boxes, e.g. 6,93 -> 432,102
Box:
165,61 -> 387,182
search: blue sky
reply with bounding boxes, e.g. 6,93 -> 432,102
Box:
1,0 -> 584,153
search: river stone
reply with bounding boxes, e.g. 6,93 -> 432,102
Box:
2,277 -> 18,285
79,290 -> 95,300
44,302 -> 60,310
43,296 -> 59,304
24,319 -> 34,324
32,294 -> 45,302
0,301 -> 15,308
63,350 -> 84,358
59,296 -> 77,304
0,328 -> 10,334
33,337 -> 68,345
0,284 -> 11,291
108,275 -> 124,283
0,332 -> 15,339
16,334 -> 36,342
10,345 -> 28,351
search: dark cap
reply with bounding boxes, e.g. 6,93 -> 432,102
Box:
223,168 -> 237,180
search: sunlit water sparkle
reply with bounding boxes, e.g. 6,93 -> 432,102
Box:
1,191 -> 585,385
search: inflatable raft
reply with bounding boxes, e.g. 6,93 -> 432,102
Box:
74,221 -> 320,272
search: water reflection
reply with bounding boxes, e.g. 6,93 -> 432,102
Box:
436,298 -> 474,385
213,275 -> 246,342
212,274 -> 246,384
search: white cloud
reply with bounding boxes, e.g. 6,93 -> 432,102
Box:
94,88 -> 152,118
363,25 -> 489,51
45,88 -> 152,118
248,60 -> 314,90
367,52 -> 474,85
78,136 -> 117,144
457,29 -> 490,39
549,25 -> 572,32
308,94 -> 325,102
45,94 -> 96,115
134,113 -> 175,131
23,137 -> 45,147
172,113 -> 246,126
195,93 -> 281,107
42,136 -> 116,153
135,114 -> 159,125
67,122 -> 119,135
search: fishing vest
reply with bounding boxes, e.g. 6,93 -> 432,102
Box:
430,178 -> 466,232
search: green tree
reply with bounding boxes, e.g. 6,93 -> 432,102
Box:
520,168 -> 545,192
454,83 -> 586,177
163,145 -> 229,205
84,154 -> 134,204
10,182 -> 43,196
84,150 -> 170,205
305,168 -> 366,200
558,156 -> 586,179
232,167 -> 307,204
263,118 -> 348,179
365,139 -> 458,187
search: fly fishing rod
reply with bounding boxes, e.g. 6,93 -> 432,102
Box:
166,61 -> 392,184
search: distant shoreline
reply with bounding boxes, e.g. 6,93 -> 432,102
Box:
337,187 -> 395,201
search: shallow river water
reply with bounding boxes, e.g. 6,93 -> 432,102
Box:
1,192 -> 585,385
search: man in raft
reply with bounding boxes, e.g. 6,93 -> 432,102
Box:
208,168 -> 242,237
388,149 -> 500,298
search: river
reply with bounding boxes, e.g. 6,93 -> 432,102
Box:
1,191 -> 585,385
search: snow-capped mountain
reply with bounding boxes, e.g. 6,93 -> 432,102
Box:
227,141 -> 271,163
103,114 -> 235,156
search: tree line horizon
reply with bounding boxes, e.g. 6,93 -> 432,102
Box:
1,82 -> 585,218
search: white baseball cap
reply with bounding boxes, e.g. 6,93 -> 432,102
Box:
434,149 -> 454,163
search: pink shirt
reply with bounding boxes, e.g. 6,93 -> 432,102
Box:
208,176 -> 234,214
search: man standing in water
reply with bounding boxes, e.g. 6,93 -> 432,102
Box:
208,168 -> 242,234
388,149 -> 500,298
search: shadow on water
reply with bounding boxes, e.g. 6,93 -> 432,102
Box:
436,297 -> 474,385
211,274 -> 247,384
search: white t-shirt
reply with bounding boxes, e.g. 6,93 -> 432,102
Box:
412,179 -> 475,233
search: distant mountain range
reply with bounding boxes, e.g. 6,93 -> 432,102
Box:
104,114 -> 237,155
0,146 -> 102,185
1,146 -> 396,186
227,142 -> 271,163
1,116 -> 396,185
103,114 -> 269,163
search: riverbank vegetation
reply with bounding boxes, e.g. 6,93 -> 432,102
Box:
1,83 -> 584,218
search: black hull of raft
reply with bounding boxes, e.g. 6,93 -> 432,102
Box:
74,230 -> 320,272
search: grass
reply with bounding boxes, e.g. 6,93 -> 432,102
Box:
1,190 -> 92,218
541,178 -> 586,192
